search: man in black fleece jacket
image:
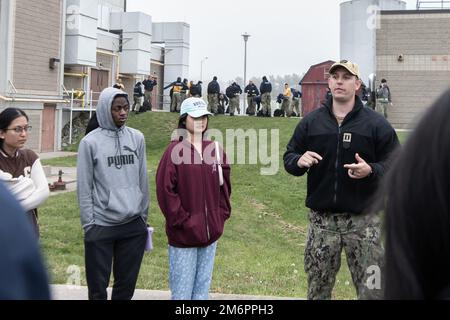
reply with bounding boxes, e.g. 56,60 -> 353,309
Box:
284,60 -> 399,300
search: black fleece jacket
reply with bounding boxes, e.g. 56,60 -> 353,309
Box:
283,96 -> 400,214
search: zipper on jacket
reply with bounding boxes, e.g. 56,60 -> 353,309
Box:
205,204 -> 210,240
334,125 -> 341,204
200,150 -> 211,241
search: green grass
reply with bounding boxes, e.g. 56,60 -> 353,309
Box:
39,112 -> 410,299
42,156 -> 78,167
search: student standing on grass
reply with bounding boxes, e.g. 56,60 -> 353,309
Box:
77,87 -> 149,300
380,89 -> 450,299
283,60 -> 399,300
156,97 -> 232,300
0,108 -> 50,237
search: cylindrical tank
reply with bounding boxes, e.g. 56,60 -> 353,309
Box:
340,0 -> 406,85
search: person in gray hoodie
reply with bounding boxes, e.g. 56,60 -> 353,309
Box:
77,87 -> 149,300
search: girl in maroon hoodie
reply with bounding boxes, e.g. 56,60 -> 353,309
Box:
156,97 -> 231,300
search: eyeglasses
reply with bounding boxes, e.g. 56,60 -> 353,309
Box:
5,126 -> 32,133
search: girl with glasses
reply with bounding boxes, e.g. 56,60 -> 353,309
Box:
0,108 -> 50,236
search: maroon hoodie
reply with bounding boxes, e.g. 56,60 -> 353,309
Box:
156,139 -> 231,248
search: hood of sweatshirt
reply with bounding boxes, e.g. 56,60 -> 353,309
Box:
96,87 -> 130,131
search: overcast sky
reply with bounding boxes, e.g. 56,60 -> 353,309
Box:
128,0 -> 417,82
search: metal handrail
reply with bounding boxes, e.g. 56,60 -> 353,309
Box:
8,80 -> 17,95
417,0 -> 450,9
61,84 -> 70,98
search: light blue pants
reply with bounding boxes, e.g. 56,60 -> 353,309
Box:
169,242 -> 217,300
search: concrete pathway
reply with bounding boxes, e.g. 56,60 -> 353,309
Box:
39,151 -> 77,160
50,285 -> 300,300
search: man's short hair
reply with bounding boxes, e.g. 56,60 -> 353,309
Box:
381,79 -> 387,83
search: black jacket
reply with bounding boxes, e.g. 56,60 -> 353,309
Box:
260,81 -> 272,94
245,84 -> 260,96
292,89 -> 302,99
226,84 -> 242,99
164,79 -> 183,90
190,83 -> 202,97
133,83 -> 144,97
284,96 -> 399,214
181,81 -> 189,93
142,79 -> 157,91
207,80 -> 220,94
276,93 -> 285,104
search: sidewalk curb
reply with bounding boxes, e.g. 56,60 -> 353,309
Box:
50,285 -> 302,300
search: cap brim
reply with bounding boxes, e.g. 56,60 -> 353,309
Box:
329,64 -> 358,77
187,110 -> 213,118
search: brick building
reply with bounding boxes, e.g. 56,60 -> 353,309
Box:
376,9 -> 450,128
0,0 -> 190,152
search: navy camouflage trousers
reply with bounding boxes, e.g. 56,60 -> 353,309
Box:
304,210 -> 384,300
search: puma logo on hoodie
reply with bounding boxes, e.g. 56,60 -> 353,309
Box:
124,146 -> 139,159
107,154 -> 135,167
107,146 -> 139,167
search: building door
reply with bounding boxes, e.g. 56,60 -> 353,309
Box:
41,104 -> 56,152
90,69 -> 109,106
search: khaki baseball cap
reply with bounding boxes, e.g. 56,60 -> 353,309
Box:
329,60 -> 361,79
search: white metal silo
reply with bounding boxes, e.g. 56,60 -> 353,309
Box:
340,0 -> 406,84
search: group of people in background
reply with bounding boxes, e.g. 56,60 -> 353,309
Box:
132,75 -> 158,113
129,69 -> 393,121
275,83 -> 302,117
163,77 -> 203,113
205,75 -> 300,117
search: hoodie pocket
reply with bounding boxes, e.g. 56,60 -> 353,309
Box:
107,186 -> 143,220
177,213 -> 207,246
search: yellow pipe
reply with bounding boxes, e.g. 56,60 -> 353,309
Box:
97,49 -> 118,57
151,59 -> 164,66
64,72 -> 88,77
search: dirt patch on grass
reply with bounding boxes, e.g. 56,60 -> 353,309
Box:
248,198 -> 307,236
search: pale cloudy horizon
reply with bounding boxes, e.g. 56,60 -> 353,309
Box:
128,0 -> 417,83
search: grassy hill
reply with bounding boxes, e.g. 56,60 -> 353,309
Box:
41,112 -> 409,299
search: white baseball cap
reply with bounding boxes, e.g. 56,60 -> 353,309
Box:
180,97 -> 213,118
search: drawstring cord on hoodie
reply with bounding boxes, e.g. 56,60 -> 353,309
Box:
115,128 -> 123,170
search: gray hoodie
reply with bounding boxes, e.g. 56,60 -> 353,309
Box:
77,87 -> 149,230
